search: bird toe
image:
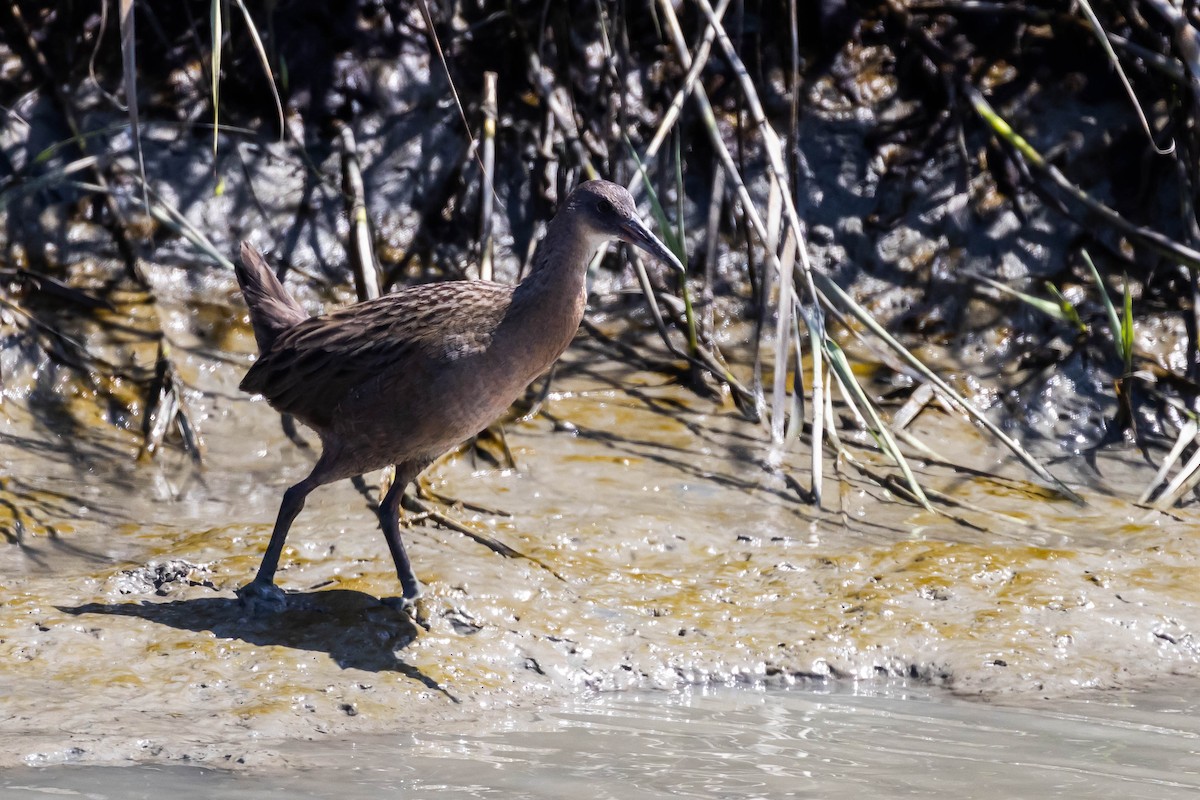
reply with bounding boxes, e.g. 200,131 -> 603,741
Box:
382,592 -> 428,628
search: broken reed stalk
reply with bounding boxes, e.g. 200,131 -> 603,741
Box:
688,0 -> 1082,506
339,124 -> 382,303
479,71 -> 498,282
655,0 -> 787,385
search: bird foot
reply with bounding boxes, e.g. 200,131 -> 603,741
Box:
236,579 -> 287,614
382,592 -> 430,630
381,594 -> 417,612
381,576 -> 423,611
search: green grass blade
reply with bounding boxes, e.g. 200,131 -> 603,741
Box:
1043,282 -> 1085,332
969,269 -> 1080,329
813,269 -> 1083,503
0,156 -> 100,212
1121,274 -> 1134,374
627,141 -> 683,256
825,338 -> 932,511
1081,249 -> 1123,356
968,84 -> 1200,269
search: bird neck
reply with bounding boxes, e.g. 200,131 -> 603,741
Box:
502,213 -> 599,378
517,211 -> 599,308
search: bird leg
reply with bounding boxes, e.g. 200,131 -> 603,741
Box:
378,461 -> 427,602
236,474 -> 319,612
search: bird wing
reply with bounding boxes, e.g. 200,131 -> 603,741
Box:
240,281 -> 515,427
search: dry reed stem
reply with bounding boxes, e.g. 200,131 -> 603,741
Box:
478,71 -> 498,282
339,125 -> 382,303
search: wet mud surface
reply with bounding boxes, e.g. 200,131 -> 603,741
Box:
3,312 -> 1200,768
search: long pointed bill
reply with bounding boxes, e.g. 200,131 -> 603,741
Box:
620,218 -> 686,274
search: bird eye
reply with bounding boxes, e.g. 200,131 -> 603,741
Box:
596,198 -> 615,216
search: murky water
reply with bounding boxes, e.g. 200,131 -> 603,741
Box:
4,683 -> 1198,798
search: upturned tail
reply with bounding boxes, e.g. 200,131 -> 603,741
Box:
235,242 -> 309,353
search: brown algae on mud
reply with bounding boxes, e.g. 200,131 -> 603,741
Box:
4,307 -> 1200,765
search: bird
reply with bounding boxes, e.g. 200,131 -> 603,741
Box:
233,179 -> 685,612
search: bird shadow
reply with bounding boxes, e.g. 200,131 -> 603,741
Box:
57,589 -> 458,702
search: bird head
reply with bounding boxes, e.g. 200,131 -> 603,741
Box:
568,180 -> 686,274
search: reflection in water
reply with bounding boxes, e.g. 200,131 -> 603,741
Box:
4,684 -> 1199,799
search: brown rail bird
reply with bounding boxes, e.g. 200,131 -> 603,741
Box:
234,180 -> 684,611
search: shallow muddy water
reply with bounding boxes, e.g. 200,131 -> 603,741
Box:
4,683 -> 1199,798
